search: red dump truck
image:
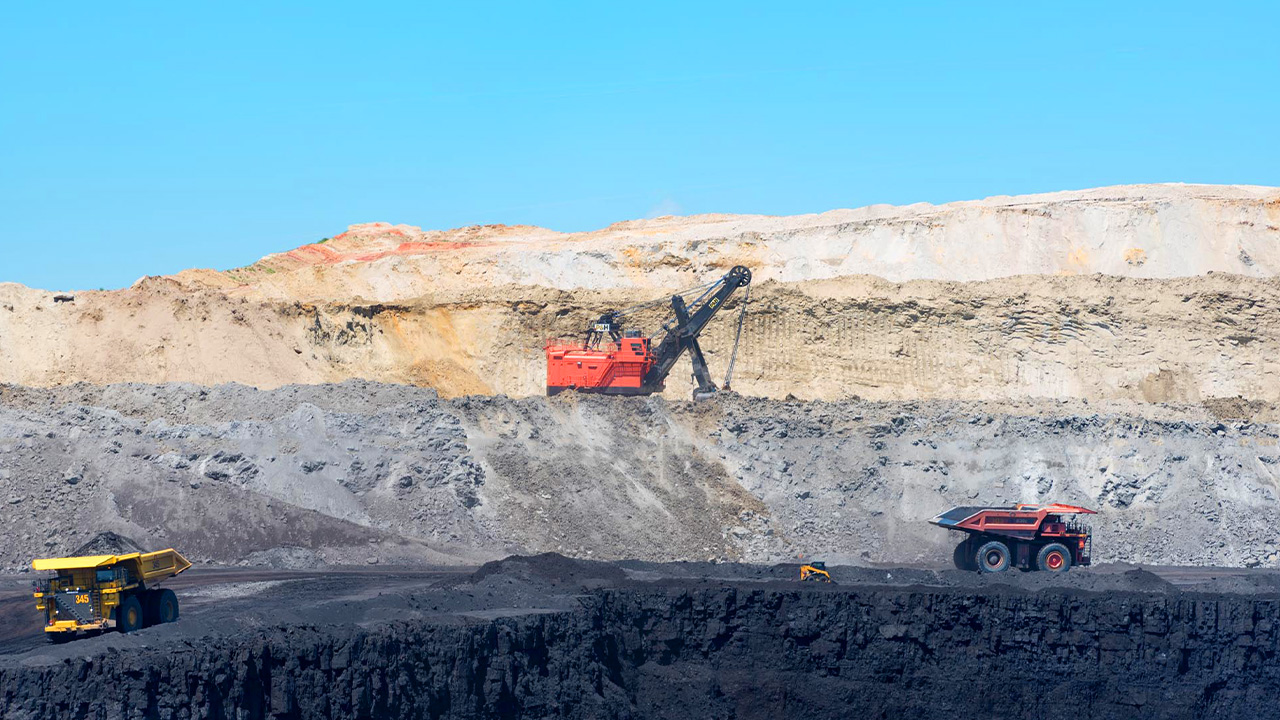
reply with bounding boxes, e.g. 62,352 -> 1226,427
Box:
929,503 -> 1095,573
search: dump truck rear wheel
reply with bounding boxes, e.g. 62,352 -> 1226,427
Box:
975,540 -> 1011,573
142,590 -> 159,626
1037,543 -> 1072,573
953,540 -> 977,571
117,595 -> 144,633
156,589 -> 179,624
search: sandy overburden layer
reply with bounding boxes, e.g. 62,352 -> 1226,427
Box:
2,273 -> 1277,403
171,183 -> 1280,302
1,183 -> 1277,400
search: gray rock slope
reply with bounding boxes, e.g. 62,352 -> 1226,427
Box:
0,381 -> 1276,570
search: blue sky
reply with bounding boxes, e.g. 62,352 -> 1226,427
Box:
2,2 -> 1277,291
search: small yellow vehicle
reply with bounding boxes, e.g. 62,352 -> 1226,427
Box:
799,561 -> 833,583
32,548 -> 191,642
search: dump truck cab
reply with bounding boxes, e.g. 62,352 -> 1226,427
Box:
32,549 -> 190,641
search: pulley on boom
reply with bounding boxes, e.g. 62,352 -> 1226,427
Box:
544,265 -> 752,400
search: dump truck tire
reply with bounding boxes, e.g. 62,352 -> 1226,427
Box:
1037,543 -> 1072,573
117,595 -> 144,633
142,590 -> 159,626
156,589 -> 179,624
975,540 -> 1011,573
46,632 -> 72,645
953,540 -> 977,571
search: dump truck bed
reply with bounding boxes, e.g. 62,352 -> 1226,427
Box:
929,503 -> 1095,533
32,549 -> 191,583
929,506 -> 1014,528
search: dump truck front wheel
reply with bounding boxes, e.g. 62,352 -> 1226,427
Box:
1037,543 -> 1072,573
975,540 -> 1011,573
117,595 -> 144,633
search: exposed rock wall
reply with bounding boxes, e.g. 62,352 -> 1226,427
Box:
1,384 -> 1277,570
3,273 -> 1278,403
3,184 -> 1279,400
3,585 -> 1276,719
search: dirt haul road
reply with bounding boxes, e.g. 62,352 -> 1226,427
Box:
3,555 -> 1280,719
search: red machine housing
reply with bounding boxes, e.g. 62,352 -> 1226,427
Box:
544,265 -> 752,399
545,336 -> 657,395
930,503 -> 1095,573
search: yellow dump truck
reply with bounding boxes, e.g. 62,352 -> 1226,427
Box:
31,548 -> 191,642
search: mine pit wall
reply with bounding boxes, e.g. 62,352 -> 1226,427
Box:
2,384 -> 1279,569
2,586 -> 1277,720
488,274 -> 1280,403
2,273 -> 1279,405
154,274 -> 1280,403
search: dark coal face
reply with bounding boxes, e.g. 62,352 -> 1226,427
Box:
2,575 -> 1276,720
